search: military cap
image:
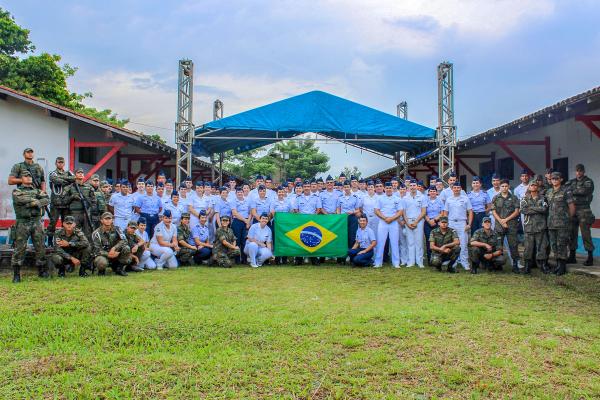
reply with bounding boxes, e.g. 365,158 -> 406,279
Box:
127,221 -> 138,228
375,179 -> 382,184
439,216 -> 448,222
145,180 -> 154,186
107,178 -> 114,185
384,182 -> 392,187
63,215 -> 75,224
156,182 -> 164,188
359,179 -> 365,183
185,176 -> 193,181
399,183 -> 406,188
418,180 -> 424,186
137,176 -> 145,183
317,177 -> 324,183
534,174 -> 544,182
56,156 -> 65,161
367,180 -> 374,185
551,171 -> 562,179
220,215 -> 231,221
166,178 -> 173,184
198,210 -> 206,216
195,180 -> 204,187
391,176 -> 399,181
575,164 -> 585,172
181,212 -> 190,219
528,181 -> 538,187
295,182 -> 303,187
21,170 -> 32,177
350,175 -> 357,181
472,176 -> 480,182
431,175 -> 438,180
204,181 -> 212,186
339,172 -> 346,177
265,175 -> 272,180
310,178 -> 316,183
101,212 -> 113,219
334,181 -> 342,187
101,180 -> 109,187
236,187 -> 244,192
276,185 -> 285,191
428,186 -> 437,191
163,209 -> 172,218
326,175 -> 334,181
482,216 -> 492,223
179,183 -> 187,189
258,185 -> 266,190
23,147 -> 34,153
520,168 -> 529,175
491,173 -> 499,179
255,175 -> 264,180
158,170 -> 166,177
260,212 -> 269,218
91,174 -> 100,180
75,168 -> 84,173
452,181 -> 462,187
219,186 -> 228,191
449,172 -> 456,177
171,190 -> 179,197
138,217 -> 147,224
303,180 -> 311,185
228,176 -> 236,181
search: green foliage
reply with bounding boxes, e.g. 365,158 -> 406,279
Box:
339,166 -> 362,180
0,7 -> 127,127
223,148 -> 276,180
142,134 -> 166,144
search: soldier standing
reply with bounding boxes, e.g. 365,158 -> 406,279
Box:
66,168 -> 96,238
91,212 -> 131,276
10,170 -> 50,282
50,215 -> 91,277
429,216 -> 460,273
89,174 -> 107,229
469,217 -> 505,273
47,156 -> 75,246
8,147 -> 46,191
567,164 -> 595,266
520,181 -> 549,274
546,172 -> 576,275
212,215 -> 240,267
491,179 -> 521,273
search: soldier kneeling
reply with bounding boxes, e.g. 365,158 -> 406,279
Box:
50,215 -> 91,277
469,216 -> 505,273
91,212 -> 131,276
211,215 -> 240,268
429,216 -> 461,273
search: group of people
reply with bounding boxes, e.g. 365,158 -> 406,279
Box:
6,147 -> 596,283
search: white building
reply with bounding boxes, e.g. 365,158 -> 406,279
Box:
371,86 -> 600,256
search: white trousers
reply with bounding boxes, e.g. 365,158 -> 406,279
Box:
398,222 -> 409,265
375,220 -> 400,267
405,219 -> 424,267
366,214 -> 379,234
139,249 -> 156,270
244,242 -> 273,266
149,244 -> 178,269
449,220 -> 470,269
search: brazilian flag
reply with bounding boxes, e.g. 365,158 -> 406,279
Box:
274,213 -> 348,257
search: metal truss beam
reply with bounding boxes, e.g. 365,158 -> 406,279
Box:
437,61 -> 456,185
213,99 -> 224,184
395,101 -> 408,181
175,59 -> 194,187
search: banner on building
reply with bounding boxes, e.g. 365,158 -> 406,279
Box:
274,213 -> 348,257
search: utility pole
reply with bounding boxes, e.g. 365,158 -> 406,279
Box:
175,59 -> 194,187
395,101 -> 408,181
213,99 -> 224,184
437,61 -> 456,185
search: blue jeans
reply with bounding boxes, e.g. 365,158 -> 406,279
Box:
193,247 -> 212,264
348,248 -> 374,266
141,213 -> 159,239
232,219 -> 248,263
424,221 -> 438,263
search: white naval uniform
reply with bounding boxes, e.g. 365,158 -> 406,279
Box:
374,194 -> 403,267
444,194 -> 472,269
403,191 -> 426,267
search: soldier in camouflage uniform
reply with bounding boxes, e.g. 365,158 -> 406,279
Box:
89,174 -> 107,229
428,216 -> 460,273
211,215 -> 240,268
8,147 -> 46,191
469,216 -> 506,273
177,213 -> 197,266
50,215 -> 91,277
520,180 -> 549,274
10,170 -> 50,283
546,171 -> 576,275
91,212 -> 131,276
123,221 -> 144,272
567,164 -> 595,266
66,168 -> 96,238
47,157 -> 75,246
491,179 -> 521,273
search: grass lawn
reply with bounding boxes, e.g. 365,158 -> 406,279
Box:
1,265 -> 599,399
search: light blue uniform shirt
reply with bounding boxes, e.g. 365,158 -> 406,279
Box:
440,187 -> 467,204
514,183 -> 528,200
271,197 -> 293,213
250,196 -> 272,217
337,193 -> 360,213
109,193 -> 134,219
296,194 -> 322,214
376,194 -> 403,217
191,223 -> 210,244
319,190 -> 340,213
190,194 -> 211,213
467,190 -> 490,213
214,197 -> 233,218
361,194 -> 379,218
230,197 -> 251,219
163,202 -> 186,225
355,226 -> 376,248
444,195 -> 472,221
403,192 -> 425,220
247,223 -> 272,244
135,194 -> 162,214
424,197 -> 444,219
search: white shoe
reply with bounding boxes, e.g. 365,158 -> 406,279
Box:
405,264 -> 412,268
392,265 -> 401,269
250,264 -> 259,268
373,264 -> 382,268
417,265 -> 425,269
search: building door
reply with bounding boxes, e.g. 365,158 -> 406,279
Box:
553,157 -> 569,181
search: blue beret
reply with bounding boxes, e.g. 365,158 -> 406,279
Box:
163,209 -> 172,218
295,183 -> 303,187
166,178 -> 173,184
106,178 -> 114,185
303,180 -> 310,185
276,185 -> 285,191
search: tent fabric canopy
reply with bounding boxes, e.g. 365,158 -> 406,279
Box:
192,90 -> 436,157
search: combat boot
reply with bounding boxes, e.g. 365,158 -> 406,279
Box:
114,266 -> 128,276
46,234 -> 54,248
539,259 -> 550,274
555,260 -> 567,276
447,258 -> 457,273
566,249 -> 577,264
512,260 -> 520,274
583,251 -> 594,266
470,262 -> 479,274
12,264 -> 21,283
79,266 -> 89,277
57,266 -> 66,278
37,262 -> 50,278
522,260 -> 531,275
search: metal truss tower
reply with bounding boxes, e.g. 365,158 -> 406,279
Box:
395,101 -> 408,180
437,61 -> 456,185
212,99 -> 224,184
175,59 -> 194,187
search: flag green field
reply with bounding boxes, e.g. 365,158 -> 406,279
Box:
274,213 -> 348,257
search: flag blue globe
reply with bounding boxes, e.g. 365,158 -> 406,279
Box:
300,226 -> 322,247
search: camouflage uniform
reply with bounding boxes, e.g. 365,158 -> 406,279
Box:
428,227 -> 460,271
177,223 -> 197,265
469,228 -> 505,269
50,227 -> 91,276
11,184 -> 50,279
66,182 -> 96,238
546,185 -> 574,262
91,226 -> 131,275
92,187 -> 107,229
47,169 -> 75,241
491,192 -> 520,262
212,226 -> 240,267
567,175 -> 595,253
520,194 -> 549,263
125,231 -> 144,261
9,161 -> 45,188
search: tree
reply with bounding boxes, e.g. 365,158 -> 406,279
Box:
223,148 -> 276,181
0,7 -> 128,127
339,166 -> 362,180
143,134 -> 166,144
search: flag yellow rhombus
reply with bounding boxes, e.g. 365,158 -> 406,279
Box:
285,221 -> 338,253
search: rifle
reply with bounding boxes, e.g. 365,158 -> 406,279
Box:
25,164 -> 51,217
74,182 -> 94,231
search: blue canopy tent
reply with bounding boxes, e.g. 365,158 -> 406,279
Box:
192,90 -> 436,158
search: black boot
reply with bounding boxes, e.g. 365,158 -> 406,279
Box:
539,260 -> 550,274
471,262 -> 478,274
512,260 -> 520,274
57,266 -> 66,278
114,266 -> 128,276
447,259 -> 457,273
522,260 -> 531,275
583,251 -> 594,266
37,262 -> 50,278
46,234 -> 54,248
79,265 -> 89,277
12,265 -> 21,283
566,249 -> 577,264
555,260 -> 567,276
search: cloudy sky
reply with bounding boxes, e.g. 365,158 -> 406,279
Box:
4,0 -> 599,176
